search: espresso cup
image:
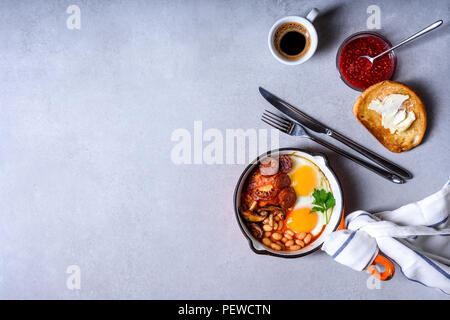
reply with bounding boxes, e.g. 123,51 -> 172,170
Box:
268,8 -> 319,65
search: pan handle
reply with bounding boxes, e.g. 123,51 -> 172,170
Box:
368,253 -> 395,281
336,209 -> 394,281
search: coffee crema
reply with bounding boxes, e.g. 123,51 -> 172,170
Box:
273,22 -> 311,60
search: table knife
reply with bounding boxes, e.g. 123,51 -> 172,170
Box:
259,87 -> 412,179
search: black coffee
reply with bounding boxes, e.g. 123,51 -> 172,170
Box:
280,31 -> 306,56
273,22 -> 311,61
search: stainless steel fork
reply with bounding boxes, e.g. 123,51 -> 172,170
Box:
262,110 -> 405,184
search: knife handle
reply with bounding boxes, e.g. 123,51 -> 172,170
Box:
328,131 -> 412,179
309,136 -> 405,184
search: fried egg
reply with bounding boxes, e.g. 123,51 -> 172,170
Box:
286,154 -> 332,236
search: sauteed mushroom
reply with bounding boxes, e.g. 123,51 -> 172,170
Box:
257,205 -> 286,220
240,207 -> 268,222
249,223 -> 263,239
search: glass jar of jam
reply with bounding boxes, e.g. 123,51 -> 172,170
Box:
336,32 -> 397,91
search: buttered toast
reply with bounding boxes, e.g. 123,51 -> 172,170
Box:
353,81 -> 427,153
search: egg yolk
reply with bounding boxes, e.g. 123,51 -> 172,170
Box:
286,207 -> 318,233
291,165 -> 317,196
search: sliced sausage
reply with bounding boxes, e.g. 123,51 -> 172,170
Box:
259,157 -> 279,176
278,187 -> 296,209
272,173 -> 291,190
279,155 -> 293,173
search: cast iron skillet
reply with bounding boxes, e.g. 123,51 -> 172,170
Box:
233,148 -> 344,259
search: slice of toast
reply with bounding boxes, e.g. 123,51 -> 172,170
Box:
353,80 -> 427,153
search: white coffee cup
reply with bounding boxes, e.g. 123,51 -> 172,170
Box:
268,8 -> 320,65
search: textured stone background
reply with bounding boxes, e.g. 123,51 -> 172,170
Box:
0,0 -> 449,299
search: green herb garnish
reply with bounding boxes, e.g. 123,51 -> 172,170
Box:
310,188 -> 336,224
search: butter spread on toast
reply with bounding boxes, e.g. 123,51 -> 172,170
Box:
368,94 -> 416,134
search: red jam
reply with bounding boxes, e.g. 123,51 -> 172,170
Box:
339,35 -> 395,90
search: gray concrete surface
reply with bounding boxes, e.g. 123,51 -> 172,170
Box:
0,0 -> 449,299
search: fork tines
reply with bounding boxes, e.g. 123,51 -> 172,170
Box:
261,110 -> 292,133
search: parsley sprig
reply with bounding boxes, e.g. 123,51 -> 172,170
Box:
310,188 -> 336,224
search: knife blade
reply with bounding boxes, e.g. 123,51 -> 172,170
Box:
258,87 -> 413,179
259,87 -> 330,135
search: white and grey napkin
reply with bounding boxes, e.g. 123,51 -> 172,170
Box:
322,180 -> 450,294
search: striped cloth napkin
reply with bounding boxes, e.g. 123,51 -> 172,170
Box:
322,180 -> 450,294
